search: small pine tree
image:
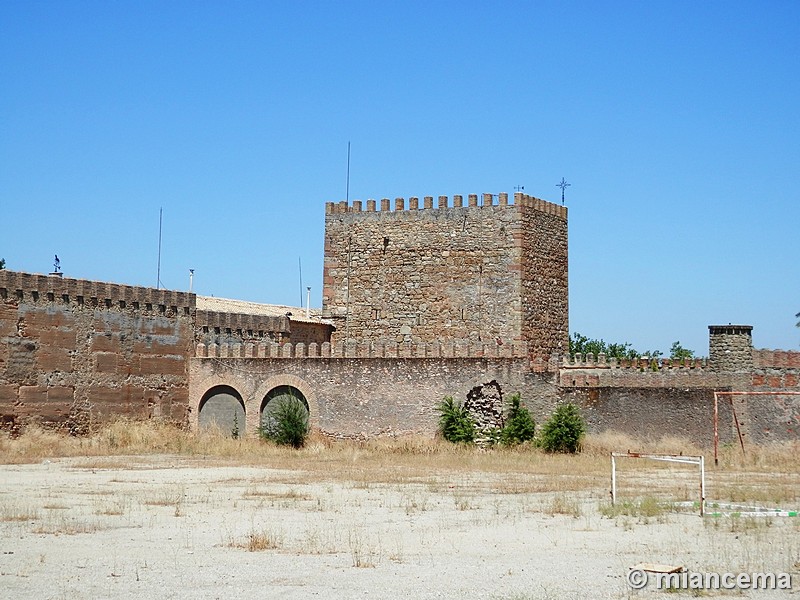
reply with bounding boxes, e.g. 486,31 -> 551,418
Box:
258,396 -> 309,448
436,396 -> 476,444
499,393 -> 535,446
539,402 -> 586,454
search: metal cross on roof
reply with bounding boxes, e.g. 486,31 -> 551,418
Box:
556,177 -> 571,205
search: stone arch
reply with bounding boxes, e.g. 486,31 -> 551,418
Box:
253,374 -> 320,430
198,384 -> 246,437
259,385 -> 309,431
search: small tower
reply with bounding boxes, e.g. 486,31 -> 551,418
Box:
708,325 -> 753,372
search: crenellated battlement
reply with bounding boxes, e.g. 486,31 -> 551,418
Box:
195,310 -> 290,337
556,353 -> 731,389
0,269 -> 195,316
561,353 -> 709,371
325,192 -> 567,220
753,349 -> 800,369
194,339 -> 529,360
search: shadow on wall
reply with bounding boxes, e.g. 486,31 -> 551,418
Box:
197,384 -> 309,438
198,385 -> 245,437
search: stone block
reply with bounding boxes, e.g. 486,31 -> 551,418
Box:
94,351 -> 118,373
38,346 -> 72,372
140,355 -> 186,377
91,333 -> 121,353
0,384 -> 18,408
0,304 -> 19,337
19,385 -> 48,405
39,329 -> 77,350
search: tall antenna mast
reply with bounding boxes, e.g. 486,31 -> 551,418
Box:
156,207 -> 163,289
556,178 -> 571,205
346,141 -> 351,203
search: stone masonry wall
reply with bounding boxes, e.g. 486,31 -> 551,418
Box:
708,325 -> 753,372
190,350 -> 557,438
559,346 -> 799,445
322,192 -> 568,362
0,270 -> 195,429
519,198 -> 569,361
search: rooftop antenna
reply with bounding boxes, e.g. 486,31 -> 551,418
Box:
556,178 -> 571,205
156,207 -> 163,289
299,257 -> 303,307
346,141 -> 351,203
306,287 -> 311,319
189,269 -> 194,292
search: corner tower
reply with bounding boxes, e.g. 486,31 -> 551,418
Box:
321,192 -> 568,362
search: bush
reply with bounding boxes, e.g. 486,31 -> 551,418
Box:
539,403 -> 586,453
499,393 -> 535,446
436,396 -> 476,444
258,396 -> 309,448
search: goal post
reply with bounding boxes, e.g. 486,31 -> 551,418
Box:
611,452 -> 706,516
713,391 -> 800,466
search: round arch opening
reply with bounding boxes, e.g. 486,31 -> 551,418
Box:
198,385 -> 245,437
260,385 -> 309,429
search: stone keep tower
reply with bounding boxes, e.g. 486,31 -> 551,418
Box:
321,192 -> 568,362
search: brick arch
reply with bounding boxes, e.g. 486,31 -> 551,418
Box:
253,374 -> 320,430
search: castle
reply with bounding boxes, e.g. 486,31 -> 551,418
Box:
1,192 -> 798,445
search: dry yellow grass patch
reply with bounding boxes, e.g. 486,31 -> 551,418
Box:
1,420 -> 797,507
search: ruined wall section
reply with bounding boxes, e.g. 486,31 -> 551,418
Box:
0,270 -> 194,429
322,192 -> 567,361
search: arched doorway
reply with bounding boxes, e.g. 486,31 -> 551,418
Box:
260,385 -> 309,430
198,385 -> 245,437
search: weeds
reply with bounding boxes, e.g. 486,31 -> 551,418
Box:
436,396 -> 476,444
258,396 -> 309,448
599,496 -> 670,519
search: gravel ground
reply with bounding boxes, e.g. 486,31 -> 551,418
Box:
0,456 -> 797,599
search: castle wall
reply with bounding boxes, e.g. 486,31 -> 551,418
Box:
559,346 -> 800,444
519,196 -> 569,360
321,193 -> 568,361
190,340 -> 557,438
0,270 -> 194,430
194,309 -> 290,346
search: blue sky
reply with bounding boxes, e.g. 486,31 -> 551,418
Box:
2,1 -> 798,355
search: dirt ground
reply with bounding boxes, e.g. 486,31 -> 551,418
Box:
0,455 -> 797,599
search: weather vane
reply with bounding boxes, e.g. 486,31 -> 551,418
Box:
556,178 -> 571,205
53,254 -> 61,273
514,185 -> 524,193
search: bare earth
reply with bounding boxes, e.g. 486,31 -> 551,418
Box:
0,456 -> 797,599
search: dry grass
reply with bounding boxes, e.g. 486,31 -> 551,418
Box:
1,420 -> 797,507
229,527 -> 284,551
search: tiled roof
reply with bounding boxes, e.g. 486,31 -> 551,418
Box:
196,296 -> 332,325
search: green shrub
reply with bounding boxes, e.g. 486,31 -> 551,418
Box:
436,396 -> 476,444
258,396 -> 309,448
539,402 -> 586,453
499,393 -> 535,446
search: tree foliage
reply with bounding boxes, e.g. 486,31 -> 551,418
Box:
436,396 -> 476,444
0,258 -> 5,270
499,393 -> 536,446
569,333 -> 662,360
258,396 -> 309,448
669,341 -> 694,360
539,403 -> 586,454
